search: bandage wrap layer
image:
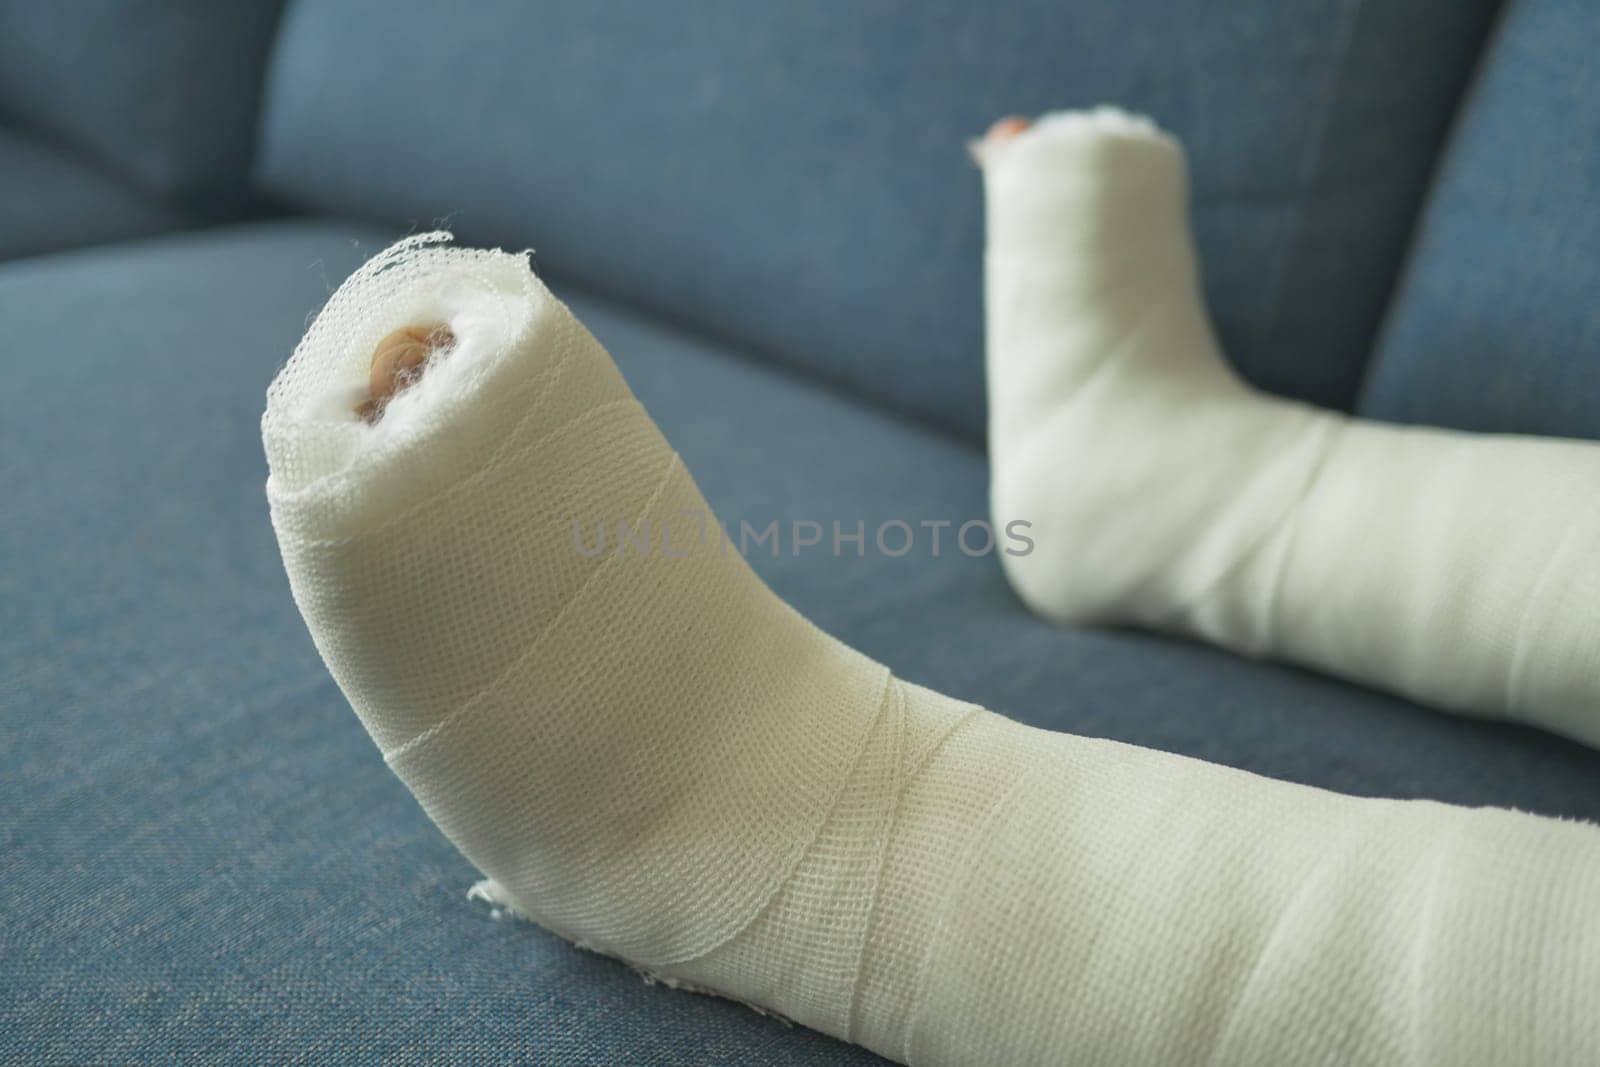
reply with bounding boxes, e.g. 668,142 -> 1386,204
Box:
265,233 -> 1600,1065
983,109 -> 1600,747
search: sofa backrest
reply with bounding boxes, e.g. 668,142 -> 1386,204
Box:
1361,0 -> 1600,441
0,0 -> 287,204
257,0 -> 1500,442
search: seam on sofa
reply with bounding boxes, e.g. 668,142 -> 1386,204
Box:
1353,0 -> 1512,411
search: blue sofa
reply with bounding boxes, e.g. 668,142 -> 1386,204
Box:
5,1 -> 1598,1062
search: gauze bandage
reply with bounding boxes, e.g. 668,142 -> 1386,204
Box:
265,234 -> 1600,1065
981,109 -> 1600,748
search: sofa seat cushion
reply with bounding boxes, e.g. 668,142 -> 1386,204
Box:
5,220 -> 1599,1063
0,127 -> 190,260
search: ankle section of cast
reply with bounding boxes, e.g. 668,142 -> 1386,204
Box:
981,113 -> 1339,627
658,682 -> 1037,1059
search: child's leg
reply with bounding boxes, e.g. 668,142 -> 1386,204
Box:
980,111 -> 1600,747
265,235 -> 1600,1065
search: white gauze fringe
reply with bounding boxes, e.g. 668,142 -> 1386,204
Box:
981,108 -> 1600,748
265,233 -> 1600,1065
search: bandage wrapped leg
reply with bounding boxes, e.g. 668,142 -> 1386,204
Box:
980,109 -> 1600,748
264,235 -> 1600,1065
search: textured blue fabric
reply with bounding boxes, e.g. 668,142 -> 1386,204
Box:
257,0 -> 1499,441
1360,0 -> 1600,440
0,0 -> 286,202
0,126 -> 191,260
6,222 -> 1600,1063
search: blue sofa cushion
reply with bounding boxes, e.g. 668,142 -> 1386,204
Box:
0,0 -> 286,202
0,126 -> 190,260
257,0 -> 1499,441
5,221 -> 1599,1062
1360,0 -> 1600,440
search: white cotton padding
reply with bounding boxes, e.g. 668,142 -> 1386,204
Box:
982,108 -> 1600,748
266,233 -> 1600,1065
